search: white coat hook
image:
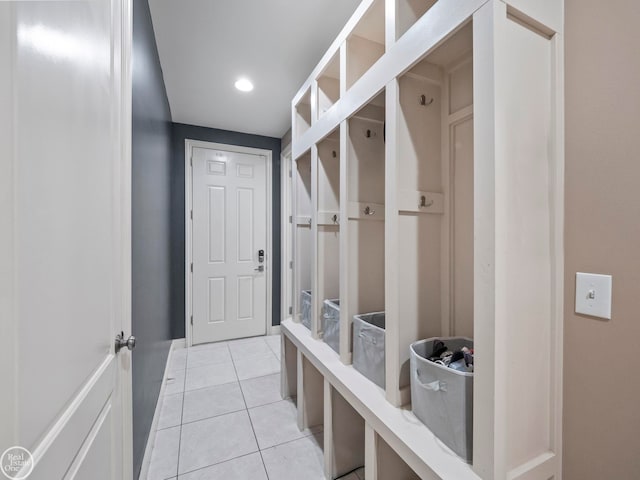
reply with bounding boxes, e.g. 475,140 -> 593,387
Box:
419,94 -> 434,107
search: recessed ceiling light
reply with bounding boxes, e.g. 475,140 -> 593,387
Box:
235,77 -> 254,92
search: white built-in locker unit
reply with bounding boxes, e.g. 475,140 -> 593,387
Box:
283,0 -> 564,478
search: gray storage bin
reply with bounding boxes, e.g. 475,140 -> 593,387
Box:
352,312 -> 386,388
322,299 -> 340,353
300,290 -> 312,329
410,337 -> 474,462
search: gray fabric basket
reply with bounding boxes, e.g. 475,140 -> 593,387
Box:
322,299 -> 340,353
352,312 -> 386,388
300,290 -> 312,329
410,337 -> 474,462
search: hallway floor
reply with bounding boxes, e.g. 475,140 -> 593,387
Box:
146,335 -> 365,480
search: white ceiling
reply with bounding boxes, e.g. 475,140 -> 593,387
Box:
149,0 -> 361,138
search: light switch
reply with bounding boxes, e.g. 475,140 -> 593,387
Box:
575,272 -> 612,319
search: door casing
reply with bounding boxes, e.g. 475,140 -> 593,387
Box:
280,145 -> 293,322
185,139 -> 273,347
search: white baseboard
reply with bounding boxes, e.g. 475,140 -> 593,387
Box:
269,325 -> 282,335
138,339 -> 183,480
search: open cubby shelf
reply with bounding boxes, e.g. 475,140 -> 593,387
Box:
294,88 -> 312,142
315,131 -> 341,344
317,51 -> 341,120
293,151 -> 312,327
287,0 -> 564,478
346,0 -> 386,91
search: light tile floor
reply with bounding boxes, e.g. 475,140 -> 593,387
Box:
145,335 -> 365,480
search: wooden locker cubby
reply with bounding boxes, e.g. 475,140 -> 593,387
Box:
293,151 -> 313,327
294,87 -> 312,141
346,0 -> 386,90
316,51 -> 341,120
315,130 -> 341,346
342,91 -> 386,364
395,0 -> 439,41
285,1 -> 564,478
385,20 -> 474,407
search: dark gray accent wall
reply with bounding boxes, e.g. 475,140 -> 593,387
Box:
171,123 -> 282,339
131,0 -> 173,477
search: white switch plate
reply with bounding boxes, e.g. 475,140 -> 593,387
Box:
575,272 -> 612,319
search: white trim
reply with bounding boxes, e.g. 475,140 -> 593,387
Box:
185,139 -> 273,347
119,0 -> 133,478
280,146 -> 293,324
269,325 -> 282,336
138,340 -> 184,480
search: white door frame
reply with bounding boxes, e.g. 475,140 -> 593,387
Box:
119,0 -> 134,475
185,139 -> 273,347
280,145 -> 293,321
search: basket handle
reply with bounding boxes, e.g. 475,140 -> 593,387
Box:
415,371 -> 447,392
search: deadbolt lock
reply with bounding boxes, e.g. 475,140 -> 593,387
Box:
258,249 -> 264,263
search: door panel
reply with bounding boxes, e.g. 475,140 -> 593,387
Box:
209,187 -> 226,262
209,278 -> 226,323
237,188 -> 254,262
237,276 -> 254,320
192,146 -> 268,344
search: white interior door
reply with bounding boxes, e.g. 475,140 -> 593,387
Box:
0,1 -> 132,479
191,145 -> 268,344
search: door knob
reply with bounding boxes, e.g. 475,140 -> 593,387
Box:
254,265 -> 264,273
115,331 -> 136,353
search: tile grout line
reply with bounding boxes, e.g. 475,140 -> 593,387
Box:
161,337 -> 279,479
179,369 -> 279,395
157,391 -> 288,432
229,338 -> 271,480
178,345 -> 268,478
264,336 -> 281,358
158,373 -> 283,431
176,451 -> 264,479
175,346 -> 188,479
258,428 -> 325,452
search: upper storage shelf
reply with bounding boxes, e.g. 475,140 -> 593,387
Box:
395,0 -> 439,40
316,51 -> 341,120
346,0 -> 385,91
294,87 -> 312,142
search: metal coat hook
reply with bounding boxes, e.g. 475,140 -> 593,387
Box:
364,205 -> 375,216
419,94 -> 434,107
419,195 -> 434,208
366,129 -> 372,138
332,214 -> 338,224
332,150 -> 337,158
308,218 -> 312,226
